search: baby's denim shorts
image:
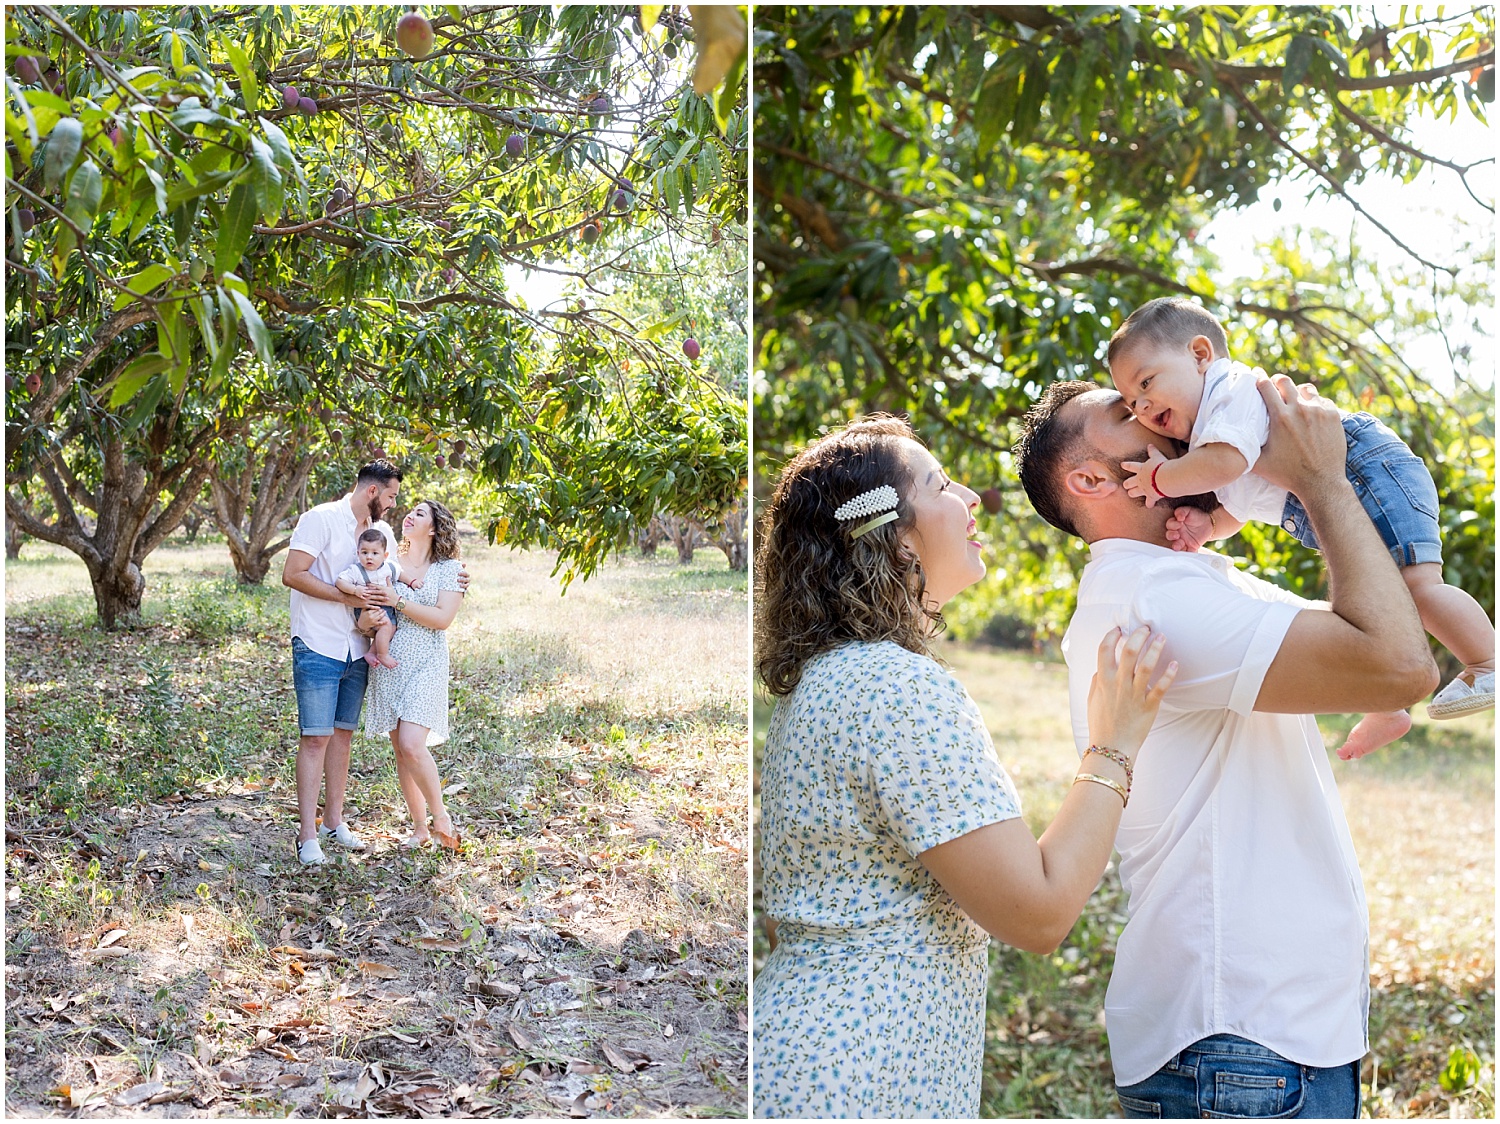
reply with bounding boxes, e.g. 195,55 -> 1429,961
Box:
1278,411 -> 1443,567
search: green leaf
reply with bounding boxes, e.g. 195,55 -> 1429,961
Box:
224,37 -> 259,115
42,116 -> 83,193
714,50 -> 745,136
1282,34 -> 1315,94
107,352 -> 171,408
112,263 -> 178,310
165,167 -> 239,207
225,287 -> 272,366
246,136 -> 284,222
214,181 -> 256,276
1439,1046 -> 1481,1093
66,159 -> 103,218
257,116 -> 295,172
144,165 -> 169,215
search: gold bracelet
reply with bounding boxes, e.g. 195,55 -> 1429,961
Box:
1075,772 -> 1128,807
1084,745 -> 1133,789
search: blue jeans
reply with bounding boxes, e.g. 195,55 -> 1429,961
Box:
291,637 -> 368,737
1279,411 -> 1442,567
1116,1035 -> 1359,1118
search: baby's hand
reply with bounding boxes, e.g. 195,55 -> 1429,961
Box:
1165,506 -> 1214,553
1121,445 -> 1170,508
400,569 -> 424,589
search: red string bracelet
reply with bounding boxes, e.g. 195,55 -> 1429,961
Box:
1149,462 -> 1166,498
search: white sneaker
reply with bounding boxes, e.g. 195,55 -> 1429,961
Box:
319,822 -> 367,850
1428,670 -> 1496,720
297,838 -> 328,866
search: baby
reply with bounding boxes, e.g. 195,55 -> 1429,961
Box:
1107,297 -> 1494,759
335,528 -> 405,670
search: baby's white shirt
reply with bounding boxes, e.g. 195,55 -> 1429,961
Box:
337,559 -> 401,590
1190,357 -> 1290,523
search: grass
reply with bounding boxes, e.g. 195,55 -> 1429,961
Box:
6,533 -> 749,1116
751,639 -> 1493,1119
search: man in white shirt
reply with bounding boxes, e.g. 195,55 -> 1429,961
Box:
282,462 -> 404,866
1013,376 -> 1437,1118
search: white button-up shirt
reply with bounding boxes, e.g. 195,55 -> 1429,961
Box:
287,495 -> 398,662
1062,539 -> 1369,1087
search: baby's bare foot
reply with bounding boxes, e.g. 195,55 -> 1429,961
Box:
378,655 -> 399,669
1338,710 -> 1412,760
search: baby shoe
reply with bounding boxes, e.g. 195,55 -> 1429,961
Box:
1428,669 -> 1495,720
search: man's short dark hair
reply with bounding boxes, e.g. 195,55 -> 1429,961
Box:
358,528 -> 387,547
1013,381 -> 1099,539
1107,297 -> 1229,370
355,460 -> 403,489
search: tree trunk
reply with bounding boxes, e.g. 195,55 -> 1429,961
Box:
88,555 -> 146,629
180,504 -> 206,543
638,515 -> 665,556
669,517 -> 698,564
5,511 -> 23,559
708,498 -> 748,571
6,417 -> 217,630
209,426 -> 318,585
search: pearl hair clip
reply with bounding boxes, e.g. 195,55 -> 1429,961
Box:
835,485 -> 900,540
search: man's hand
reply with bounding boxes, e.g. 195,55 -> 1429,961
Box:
364,582 -> 398,607
1121,444 -> 1170,508
1165,506 -> 1214,552
1253,374 -> 1347,496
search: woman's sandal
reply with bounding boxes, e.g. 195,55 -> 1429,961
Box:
400,834 -> 431,850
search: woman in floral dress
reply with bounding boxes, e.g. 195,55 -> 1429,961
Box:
753,416 -> 1177,1118
365,499 -> 466,849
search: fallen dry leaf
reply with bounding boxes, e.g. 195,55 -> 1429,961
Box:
601,1043 -> 647,1073
112,1081 -> 165,1107
97,928 -> 128,949
506,1023 -> 537,1051
358,961 -> 400,979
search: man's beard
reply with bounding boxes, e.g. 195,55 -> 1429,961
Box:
367,495 -> 385,522
1106,448 -> 1218,514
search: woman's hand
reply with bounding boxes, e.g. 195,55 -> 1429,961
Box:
1087,626 -> 1178,762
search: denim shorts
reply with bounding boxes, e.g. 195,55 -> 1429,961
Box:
1278,412 -> 1442,567
291,636 -> 369,737
1116,1034 -> 1359,1118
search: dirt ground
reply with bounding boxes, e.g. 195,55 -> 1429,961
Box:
6,784 -> 745,1117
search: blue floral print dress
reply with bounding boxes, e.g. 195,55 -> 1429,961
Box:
753,641 -> 1024,1118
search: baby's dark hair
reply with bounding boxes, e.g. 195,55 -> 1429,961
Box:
358,528 -> 387,548
1107,297 -> 1229,370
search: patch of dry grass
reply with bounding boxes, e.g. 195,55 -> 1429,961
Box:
6,534 -> 749,1117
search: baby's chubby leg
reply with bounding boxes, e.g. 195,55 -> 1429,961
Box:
1403,562 -> 1495,672
372,620 -> 399,669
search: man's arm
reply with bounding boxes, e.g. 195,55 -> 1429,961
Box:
1252,376 -> 1438,713
283,549 -> 369,608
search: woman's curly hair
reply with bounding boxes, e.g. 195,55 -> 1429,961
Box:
755,415 -> 941,696
400,499 -> 461,562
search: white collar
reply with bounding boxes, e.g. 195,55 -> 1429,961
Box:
1088,536 -> 1232,574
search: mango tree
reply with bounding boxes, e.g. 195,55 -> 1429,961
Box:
6,3 -> 748,624
753,4 -> 1492,638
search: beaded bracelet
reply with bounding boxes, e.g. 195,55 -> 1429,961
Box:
1084,744 -> 1133,790
1074,772 -> 1128,806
